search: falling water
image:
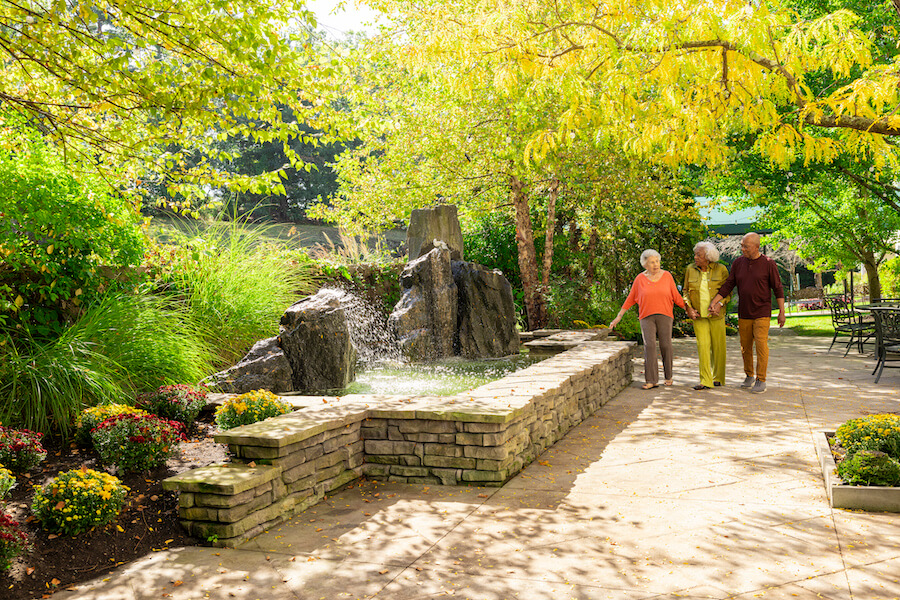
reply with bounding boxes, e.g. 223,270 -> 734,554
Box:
326,288 -> 541,396
323,287 -> 402,366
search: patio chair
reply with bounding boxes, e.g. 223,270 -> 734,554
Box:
824,295 -> 875,356
872,307 -> 900,383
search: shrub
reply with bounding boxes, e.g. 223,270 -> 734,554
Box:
0,141 -> 143,339
0,427 -> 46,473
91,414 -> 185,473
836,450 -> 900,487
0,512 -> 31,570
0,467 -> 14,500
215,390 -> 292,430
136,384 -> 207,429
834,414 -> 900,458
75,404 -> 149,445
31,468 -> 129,536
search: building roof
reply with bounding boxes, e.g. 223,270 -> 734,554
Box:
696,198 -> 770,235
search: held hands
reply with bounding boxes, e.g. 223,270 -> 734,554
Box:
708,302 -> 720,317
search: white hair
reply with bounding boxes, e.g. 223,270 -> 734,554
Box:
693,241 -> 720,262
639,249 -> 661,268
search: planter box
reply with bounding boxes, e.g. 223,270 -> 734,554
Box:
814,430 -> 900,512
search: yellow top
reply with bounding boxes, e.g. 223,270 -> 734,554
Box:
699,270 -> 710,318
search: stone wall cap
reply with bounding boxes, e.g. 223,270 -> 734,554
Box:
162,462 -> 281,494
214,418 -> 330,447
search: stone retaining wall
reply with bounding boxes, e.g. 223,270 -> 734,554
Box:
163,341 -> 633,546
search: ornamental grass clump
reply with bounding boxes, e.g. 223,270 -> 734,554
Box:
136,384 -> 207,429
834,413 -> 900,457
215,389 -> 292,430
0,426 -> 46,473
75,403 -> 148,445
0,467 -> 15,500
90,414 -> 185,473
0,512 -> 30,570
31,468 -> 129,536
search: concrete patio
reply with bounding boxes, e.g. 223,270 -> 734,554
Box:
53,335 -> 900,600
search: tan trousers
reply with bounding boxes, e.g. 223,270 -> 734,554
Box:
639,314 -> 674,385
738,317 -> 770,381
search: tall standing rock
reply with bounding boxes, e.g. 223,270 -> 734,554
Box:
406,205 -> 464,261
452,261 -> 520,358
389,247 -> 458,360
279,289 -> 358,392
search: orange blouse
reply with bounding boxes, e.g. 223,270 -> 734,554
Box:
621,270 -> 686,320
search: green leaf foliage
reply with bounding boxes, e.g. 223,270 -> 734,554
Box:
0,140 -> 144,339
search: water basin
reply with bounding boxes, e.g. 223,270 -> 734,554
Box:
337,353 -> 542,396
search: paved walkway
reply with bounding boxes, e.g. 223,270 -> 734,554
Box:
55,336 -> 899,600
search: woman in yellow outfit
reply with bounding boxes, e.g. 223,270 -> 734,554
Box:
682,242 -> 731,390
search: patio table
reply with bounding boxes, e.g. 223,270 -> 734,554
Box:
855,304 -> 900,382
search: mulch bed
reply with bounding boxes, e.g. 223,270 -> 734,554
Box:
0,411 -> 229,600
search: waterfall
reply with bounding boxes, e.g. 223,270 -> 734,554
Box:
321,288 -> 403,367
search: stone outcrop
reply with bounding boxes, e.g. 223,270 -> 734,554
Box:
204,337 -> 293,394
389,247 -> 458,360
407,205 -> 464,261
389,248 -> 521,361
279,289 -> 358,392
452,260 -> 520,358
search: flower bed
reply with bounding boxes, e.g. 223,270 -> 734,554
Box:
814,430 -> 900,512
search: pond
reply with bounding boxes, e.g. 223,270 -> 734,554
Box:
335,352 -> 543,396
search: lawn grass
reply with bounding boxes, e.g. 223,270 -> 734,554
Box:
770,312 -> 834,336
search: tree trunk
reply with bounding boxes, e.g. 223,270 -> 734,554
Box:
541,177 -> 558,289
566,219 -> 579,278
587,228 -> 599,284
863,252 -> 882,301
815,271 -> 824,298
510,174 -> 547,330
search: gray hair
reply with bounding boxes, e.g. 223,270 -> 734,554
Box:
639,249 -> 661,268
693,241 -> 720,262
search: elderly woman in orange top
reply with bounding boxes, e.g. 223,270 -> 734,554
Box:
609,249 -> 687,389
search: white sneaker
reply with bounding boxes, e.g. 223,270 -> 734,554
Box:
750,379 -> 766,393
741,376 -> 755,388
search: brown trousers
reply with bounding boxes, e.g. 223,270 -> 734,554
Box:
639,314 -> 674,385
738,317 -> 770,381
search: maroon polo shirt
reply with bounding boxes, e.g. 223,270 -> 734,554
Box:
716,254 -> 785,320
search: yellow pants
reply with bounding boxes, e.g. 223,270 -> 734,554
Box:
693,317 -> 727,387
738,317 -> 771,382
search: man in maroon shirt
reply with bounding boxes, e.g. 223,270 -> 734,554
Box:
709,232 -> 786,393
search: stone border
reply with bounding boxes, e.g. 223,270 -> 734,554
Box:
164,341 -> 634,546
813,430 -> 900,512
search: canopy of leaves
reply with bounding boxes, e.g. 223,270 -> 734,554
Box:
0,0 -> 338,208
364,0 -> 900,174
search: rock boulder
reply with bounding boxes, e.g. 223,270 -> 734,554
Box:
203,337 -> 293,394
389,247 -> 458,360
279,289 -> 358,393
407,205 -> 464,261
452,261 -> 520,358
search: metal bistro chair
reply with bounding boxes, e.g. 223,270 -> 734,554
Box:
872,307 -> 900,383
824,295 -> 875,356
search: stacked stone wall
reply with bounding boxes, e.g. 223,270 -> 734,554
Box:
163,341 -> 633,546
